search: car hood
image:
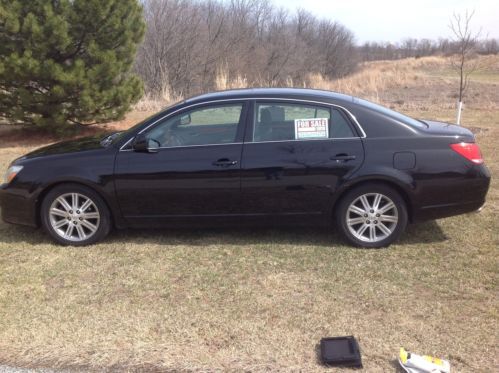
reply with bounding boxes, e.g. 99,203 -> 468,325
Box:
21,136 -> 106,160
422,120 -> 475,141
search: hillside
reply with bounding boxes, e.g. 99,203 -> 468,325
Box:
134,54 -> 499,117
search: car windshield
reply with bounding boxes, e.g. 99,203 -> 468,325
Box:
100,131 -> 124,147
104,112 -> 165,146
109,100 -> 187,145
356,98 -> 428,128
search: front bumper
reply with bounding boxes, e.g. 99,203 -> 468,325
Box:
0,184 -> 38,227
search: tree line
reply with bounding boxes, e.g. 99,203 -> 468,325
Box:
135,0 -> 357,97
359,38 -> 499,61
136,0 -> 499,97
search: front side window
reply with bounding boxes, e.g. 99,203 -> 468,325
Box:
145,104 -> 243,148
253,102 -> 354,142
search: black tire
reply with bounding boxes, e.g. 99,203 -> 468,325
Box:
335,183 -> 408,248
40,183 -> 111,246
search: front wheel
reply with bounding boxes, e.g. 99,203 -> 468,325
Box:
41,184 -> 111,246
336,184 -> 408,248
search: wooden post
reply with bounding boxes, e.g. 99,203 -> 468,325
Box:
456,101 -> 463,125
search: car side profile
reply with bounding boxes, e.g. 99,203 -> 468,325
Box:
0,88 -> 491,247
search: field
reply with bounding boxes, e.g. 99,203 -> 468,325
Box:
0,57 -> 498,372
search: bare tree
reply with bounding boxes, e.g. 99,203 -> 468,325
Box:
449,10 -> 481,125
135,0 -> 358,97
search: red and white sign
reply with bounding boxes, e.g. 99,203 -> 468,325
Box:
294,118 -> 329,139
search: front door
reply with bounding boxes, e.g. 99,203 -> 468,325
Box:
114,101 -> 248,226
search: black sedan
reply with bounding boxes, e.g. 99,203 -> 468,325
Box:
0,88 -> 491,247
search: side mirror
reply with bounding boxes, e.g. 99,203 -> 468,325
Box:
180,113 -> 191,126
132,134 -> 160,153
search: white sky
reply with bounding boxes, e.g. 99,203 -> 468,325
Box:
272,0 -> 499,43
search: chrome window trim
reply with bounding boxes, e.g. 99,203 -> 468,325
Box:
119,97 -> 367,151
242,137 -> 360,145
119,142 -> 243,152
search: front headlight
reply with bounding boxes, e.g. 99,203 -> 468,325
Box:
3,165 -> 23,184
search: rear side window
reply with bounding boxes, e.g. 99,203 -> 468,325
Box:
253,102 -> 355,142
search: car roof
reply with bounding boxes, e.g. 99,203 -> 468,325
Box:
152,88 -> 425,139
184,88 -> 357,106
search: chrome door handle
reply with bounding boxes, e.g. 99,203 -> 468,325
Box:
330,154 -> 356,161
212,159 -> 238,167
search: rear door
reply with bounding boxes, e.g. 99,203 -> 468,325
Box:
114,101 -> 248,226
240,100 -> 364,220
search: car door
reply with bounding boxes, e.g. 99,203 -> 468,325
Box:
114,101 -> 248,226
240,100 -> 364,221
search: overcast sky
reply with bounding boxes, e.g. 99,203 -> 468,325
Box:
272,0 -> 499,43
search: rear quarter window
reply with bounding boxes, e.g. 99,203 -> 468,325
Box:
355,98 -> 427,129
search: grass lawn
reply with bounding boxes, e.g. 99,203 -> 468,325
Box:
0,108 -> 497,372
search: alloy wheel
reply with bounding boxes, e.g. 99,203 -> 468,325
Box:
48,193 -> 101,242
345,192 -> 399,243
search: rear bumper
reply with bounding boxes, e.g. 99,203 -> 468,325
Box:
0,184 -> 38,227
413,199 -> 486,221
412,164 -> 491,222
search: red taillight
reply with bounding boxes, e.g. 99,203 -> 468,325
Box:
450,142 -> 484,164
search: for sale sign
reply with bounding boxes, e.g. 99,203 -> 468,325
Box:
294,118 -> 329,140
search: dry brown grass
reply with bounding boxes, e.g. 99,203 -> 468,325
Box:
0,57 -> 498,372
0,107 -> 498,372
304,56 -> 448,100
305,55 -> 499,110
128,55 -> 499,118
214,65 -> 249,91
133,75 -> 184,113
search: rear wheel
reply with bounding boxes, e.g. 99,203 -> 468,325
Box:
336,183 -> 408,248
41,184 -> 111,246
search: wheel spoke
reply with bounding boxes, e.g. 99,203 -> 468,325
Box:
53,219 -> 68,229
369,225 -> 377,241
348,216 -> 365,225
75,224 -> 86,240
80,220 -> 98,233
378,222 -> 392,236
380,214 -> 398,223
348,204 -> 366,216
373,194 -> 382,210
81,212 -> 99,219
65,224 -> 74,238
50,208 -> 67,218
359,195 -> 371,212
71,193 -> 79,211
378,201 -> 395,214
356,223 -> 369,237
56,197 -> 72,212
80,199 -> 92,212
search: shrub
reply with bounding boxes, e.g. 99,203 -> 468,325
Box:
0,0 -> 145,133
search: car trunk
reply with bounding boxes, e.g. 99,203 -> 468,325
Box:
421,120 -> 475,142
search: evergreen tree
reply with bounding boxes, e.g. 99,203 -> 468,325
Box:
0,0 -> 145,132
